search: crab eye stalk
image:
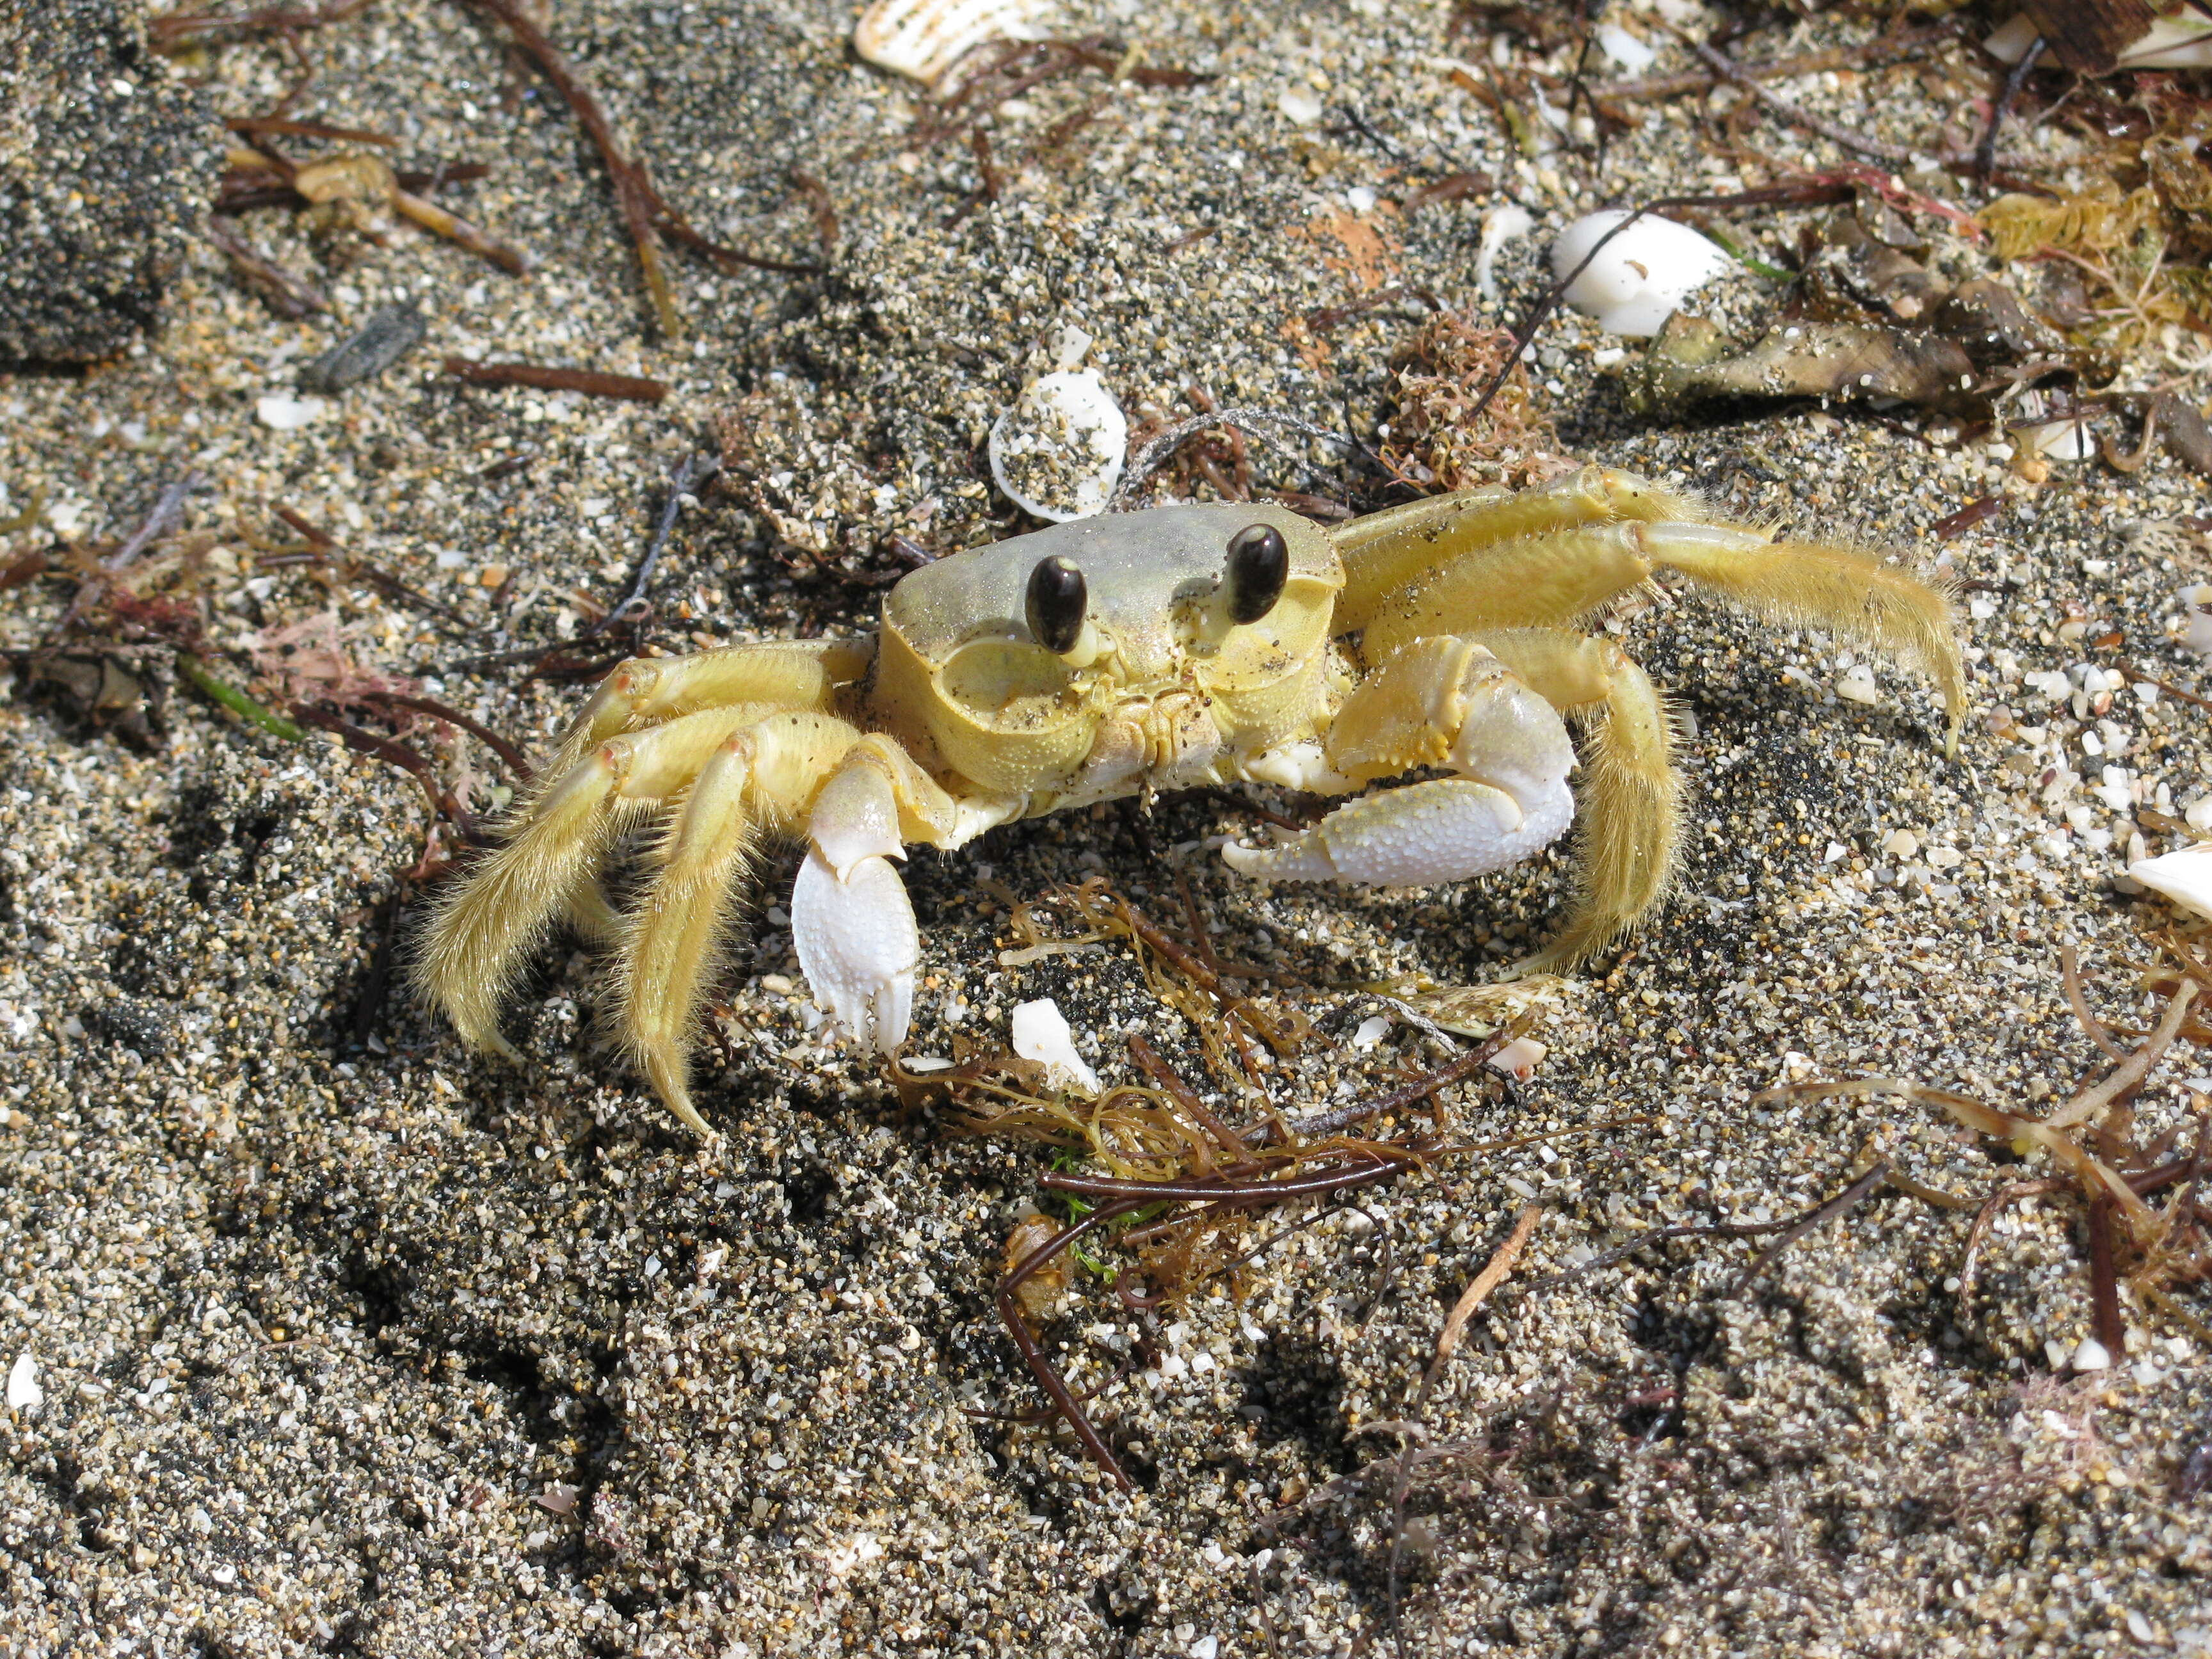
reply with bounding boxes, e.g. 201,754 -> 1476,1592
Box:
1025,555 -> 1088,655
1224,524 -> 1289,625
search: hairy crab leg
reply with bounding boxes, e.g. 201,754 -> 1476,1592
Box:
541,639 -> 870,780
415,703 -> 769,1071
1634,522 -> 1966,756
1478,629 -> 1683,971
618,710 -> 867,1137
1331,465 -> 1694,634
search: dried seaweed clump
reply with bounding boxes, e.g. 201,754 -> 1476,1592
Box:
1382,314 -> 1567,492
1980,86 -> 2212,351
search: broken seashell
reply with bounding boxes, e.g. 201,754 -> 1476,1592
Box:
2186,584 -> 2212,658
1474,204 -> 1534,303
1485,1035 -> 1547,1082
1988,10 -> 2212,73
1009,997 -> 1101,1095
256,393 -> 326,430
988,369 -> 1126,522
854,0 -> 1054,86
2015,418 -> 2094,461
2129,842 -> 2212,921
1550,210 -> 1733,337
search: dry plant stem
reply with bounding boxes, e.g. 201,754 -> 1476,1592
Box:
204,218 -> 330,318
1263,1020 -> 1524,1146
1977,35 -> 2044,185
51,474 -> 200,639
443,358 -> 669,402
1120,901 -> 1302,1054
596,453 -> 717,637
1725,1160 -> 1891,1299
1126,1034 -> 1254,1166
2044,982 -> 2200,1130
291,705 -> 442,812
1110,409 -> 1351,510
2088,1189 -> 2127,1358
149,0 -> 370,48
390,188 -> 527,274
457,0 -> 678,333
1383,1202 -> 1539,1659
1683,36 -> 2039,173
1585,24 -> 1953,102
1418,1203 -> 1541,1407
994,1201 -> 1148,1491
1957,1178 -> 2068,1312
2063,943 -> 2129,1064
370,693 -> 533,780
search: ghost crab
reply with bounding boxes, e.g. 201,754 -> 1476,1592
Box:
419,467 -> 1964,1135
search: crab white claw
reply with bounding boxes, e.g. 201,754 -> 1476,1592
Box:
1224,652 -> 1577,885
792,762 -> 921,1054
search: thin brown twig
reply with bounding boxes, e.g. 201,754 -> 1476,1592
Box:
2062,944 -> 2129,1064
1725,1160 -> 1891,1298
1683,34 -> 2039,173
458,0 -> 816,339
442,358 -> 670,403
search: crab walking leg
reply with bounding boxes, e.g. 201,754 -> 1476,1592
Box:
618,711 -> 870,1137
1477,630 -> 1685,970
541,639 -> 871,781
415,704 -> 766,1064
1637,522 -> 1966,756
1332,465 -> 1697,634
791,738 -> 963,1055
1223,639 -> 1576,885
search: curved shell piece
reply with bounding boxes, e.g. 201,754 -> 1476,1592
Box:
854,0 -> 1054,86
988,369 -> 1128,522
2129,842 -> 2212,922
1550,210 -> 1734,338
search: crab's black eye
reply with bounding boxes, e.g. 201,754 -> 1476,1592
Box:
1025,555 -> 1087,655
1224,524 -> 1289,625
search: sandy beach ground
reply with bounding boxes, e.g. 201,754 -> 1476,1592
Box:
3,3 -> 2211,1654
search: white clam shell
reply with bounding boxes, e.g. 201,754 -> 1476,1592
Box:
988,368 -> 1126,522
2129,842 -> 2212,922
1009,997 -> 1100,1095
1550,210 -> 1735,337
854,0 -> 1054,86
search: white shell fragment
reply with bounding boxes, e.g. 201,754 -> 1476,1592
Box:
988,369 -> 1126,522
6,1352 -> 40,1411
2068,1336 -> 2113,1374
1486,1036 -> 1547,1082
1009,997 -> 1101,1095
854,0 -> 1052,86
2128,842 -> 2212,922
1278,84 -> 1325,126
256,393 -> 326,430
2180,584 -> 2212,658
1550,210 -> 1734,337
2016,419 -> 2094,461
1593,22 -> 1655,72
1833,664 -> 1880,705
1351,1014 -> 1392,1050
1474,204 -> 1534,303
1988,11 -> 2212,71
